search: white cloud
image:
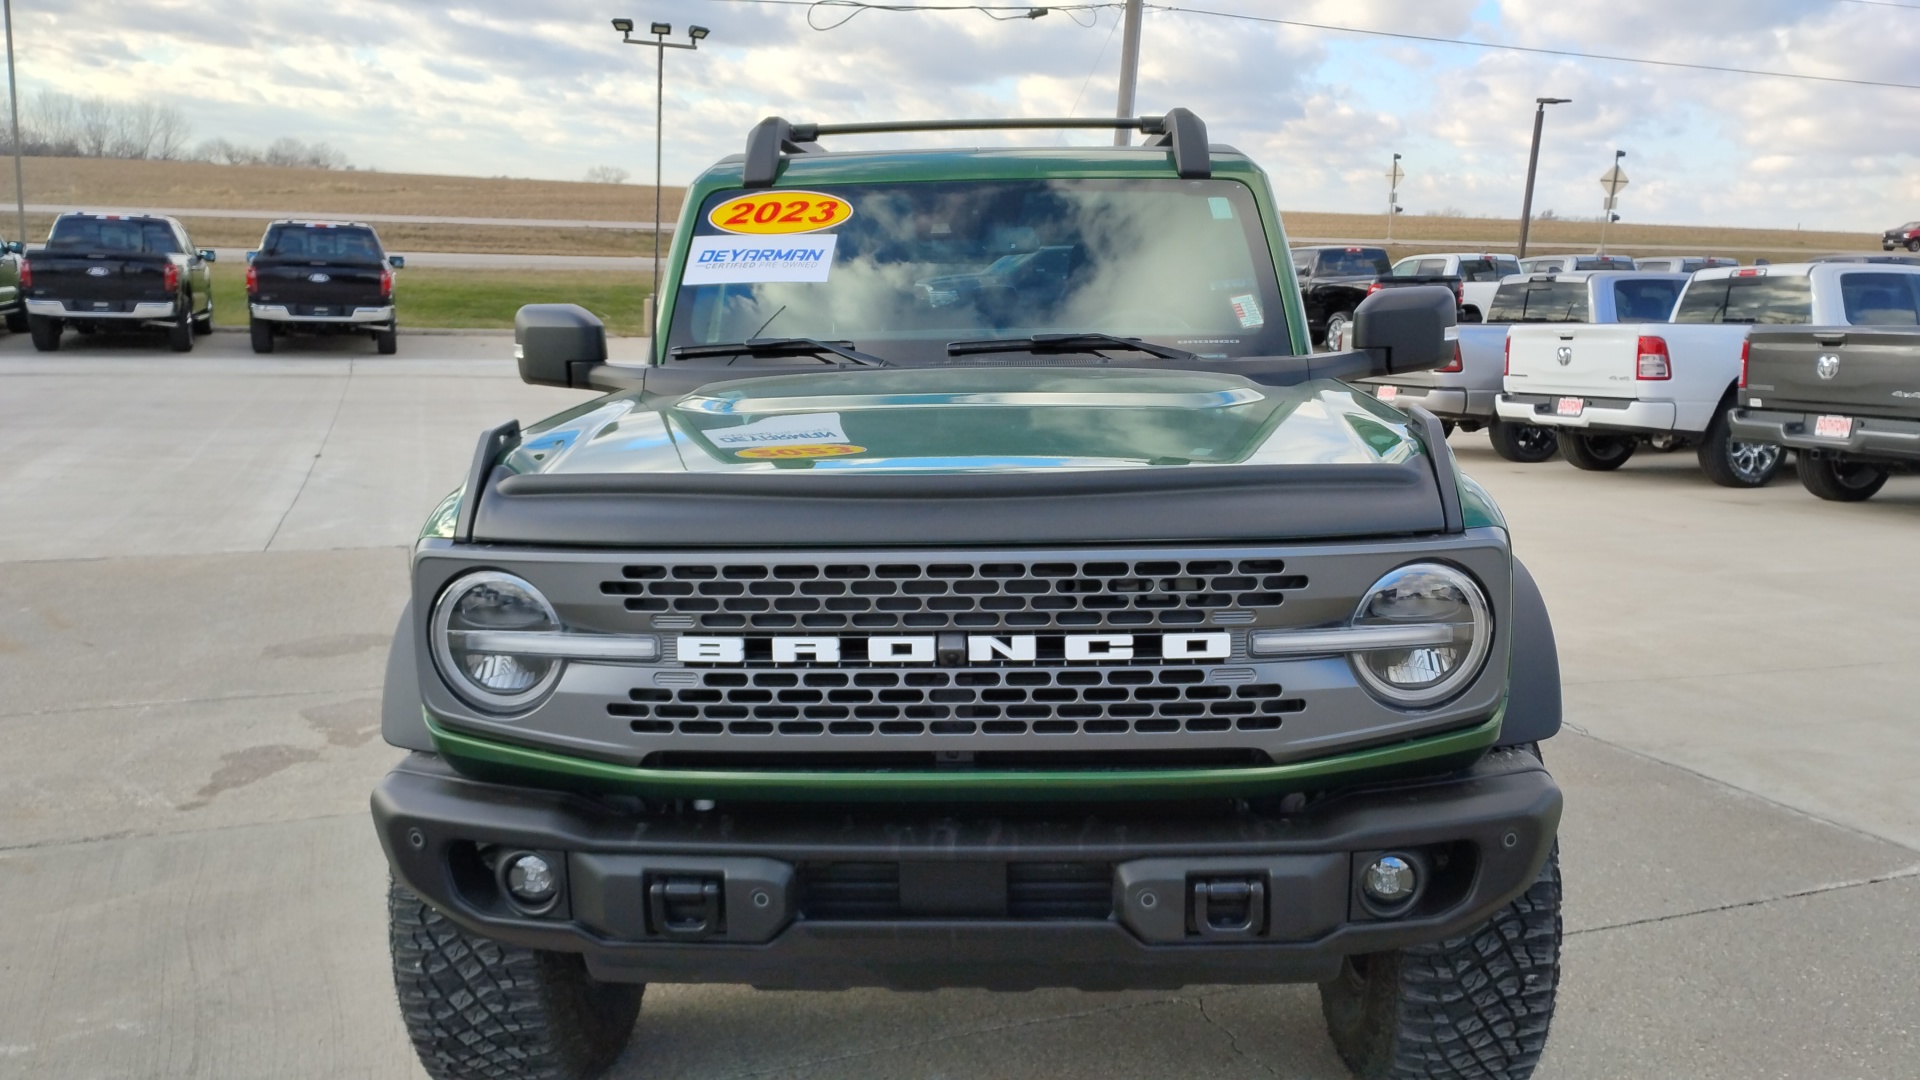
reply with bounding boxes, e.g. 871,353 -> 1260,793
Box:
6,0 -> 1917,230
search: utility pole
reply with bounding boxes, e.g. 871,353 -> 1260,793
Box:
4,0 -> 24,245
1386,153 -> 1403,243
1113,0 -> 1143,145
1516,97 -> 1570,258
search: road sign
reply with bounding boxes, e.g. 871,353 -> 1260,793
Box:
1600,164 -> 1629,197
1603,195 -> 1617,210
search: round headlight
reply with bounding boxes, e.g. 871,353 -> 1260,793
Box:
1350,563 -> 1491,707
431,571 -> 563,713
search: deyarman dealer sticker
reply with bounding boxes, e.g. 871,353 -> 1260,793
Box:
683,235 -> 839,285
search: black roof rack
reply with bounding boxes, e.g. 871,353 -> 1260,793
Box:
741,108 -> 1211,188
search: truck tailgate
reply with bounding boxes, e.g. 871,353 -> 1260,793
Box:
1503,324 -> 1644,397
1745,326 -> 1920,420
253,261 -> 386,312
27,254 -> 171,307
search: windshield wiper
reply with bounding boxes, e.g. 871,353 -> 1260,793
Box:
946,333 -> 1197,361
669,338 -> 893,366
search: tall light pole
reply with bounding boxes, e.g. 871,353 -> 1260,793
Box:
1598,149 -> 1627,255
1516,96 -> 1570,259
614,18 -> 709,330
1113,0 -> 1143,144
1385,153 -> 1403,243
4,0 -> 24,245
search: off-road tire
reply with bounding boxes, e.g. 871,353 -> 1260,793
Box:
168,301 -> 195,353
389,882 -> 642,1080
1697,408 -> 1780,488
27,314 -> 60,351
1796,452 -> 1889,502
4,308 -> 26,334
1323,310 -> 1353,351
249,317 -> 274,354
375,324 -> 399,355
1488,422 -> 1559,464
1557,431 -> 1634,471
1320,845 -> 1562,1080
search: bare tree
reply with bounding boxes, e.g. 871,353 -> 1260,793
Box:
584,165 -> 630,184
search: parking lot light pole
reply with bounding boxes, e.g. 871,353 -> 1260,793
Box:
1113,0 -> 1143,145
5,0 -> 24,245
614,18 -> 709,331
1516,97 -> 1570,259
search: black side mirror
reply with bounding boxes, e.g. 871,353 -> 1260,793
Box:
1352,285 -> 1456,375
245,250 -> 258,263
4,241 -> 21,255
199,249 -> 217,262
515,304 -> 608,388
388,255 -> 405,269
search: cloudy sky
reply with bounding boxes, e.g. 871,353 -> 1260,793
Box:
16,0 -> 1920,230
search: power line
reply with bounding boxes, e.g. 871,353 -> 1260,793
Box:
1149,4 -> 1920,92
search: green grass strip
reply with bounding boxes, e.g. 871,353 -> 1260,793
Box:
210,268 -> 652,336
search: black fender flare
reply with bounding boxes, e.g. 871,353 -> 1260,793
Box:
1500,558 -> 1562,746
381,602 -> 435,752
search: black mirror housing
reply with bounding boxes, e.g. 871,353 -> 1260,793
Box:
1351,286 -> 1456,375
388,255 -> 405,269
5,241 -> 21,255
516,304 -> 609,388
199,249 -> 217,262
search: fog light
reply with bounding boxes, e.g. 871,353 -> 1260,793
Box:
1363,855 -> 1418,904
505,853 -> 557,904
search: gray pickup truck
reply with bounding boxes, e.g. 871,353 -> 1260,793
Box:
1730,317 -> 1920,501
1366,271 -> 1687,463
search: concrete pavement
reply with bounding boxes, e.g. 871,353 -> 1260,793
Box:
1,332 -> 1916,1078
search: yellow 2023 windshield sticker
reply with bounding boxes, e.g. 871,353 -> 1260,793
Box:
709,191 -> 852,235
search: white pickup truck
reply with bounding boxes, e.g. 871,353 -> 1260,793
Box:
1369,270 -> 1687,463
1496,262 -> 1920,486
1389,251 -> 1519,323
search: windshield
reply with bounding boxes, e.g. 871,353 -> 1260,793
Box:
1672,275 -> 1813,324
46,217 -> 182,255
1839,272 -> 1920,325
668,179 -> 1291,362
1487,280 -> 1589,323
262,224 -> 383,261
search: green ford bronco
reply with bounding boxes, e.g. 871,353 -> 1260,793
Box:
374,110 -> 1565,1080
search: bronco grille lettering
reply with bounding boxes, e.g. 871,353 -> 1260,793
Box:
677,633 -> 1232,665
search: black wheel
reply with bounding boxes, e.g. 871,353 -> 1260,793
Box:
249,317 -> 274,354
1440,420 -> 1457,437
1909,238 -> 1920,253
1697,408 -> 1780,488
4,307 -> 26,334
1488,421 -> 1559,464
27,314 -> 60,351
375,324 -> 398,355
1323,310 -> 1353,351
168,301 -> 195,352
1796,452 -> 1889,502
390,881 -> 642,1080
194,298 -> 214,334
1320,845 -> 1561,1080
1557,431 -> 1635,471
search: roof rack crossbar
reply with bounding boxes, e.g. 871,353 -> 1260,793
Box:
740,108 -> 1211,187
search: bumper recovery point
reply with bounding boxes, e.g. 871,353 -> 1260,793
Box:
373,749 -> 1561,992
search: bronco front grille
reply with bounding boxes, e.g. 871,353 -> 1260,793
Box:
608,667 -> 1304,738
601,557 -> 1309,632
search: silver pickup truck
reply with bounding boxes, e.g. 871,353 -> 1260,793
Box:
1366,271 -> 1688,462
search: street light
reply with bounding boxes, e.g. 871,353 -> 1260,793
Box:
1516,96 -> 1570,259
614,17 -> 710,330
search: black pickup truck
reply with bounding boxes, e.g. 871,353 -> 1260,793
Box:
23,213 -> 216,352
1730,318 -> 1920,501
246,219 -> 403,354
1289,245 -> 1463,349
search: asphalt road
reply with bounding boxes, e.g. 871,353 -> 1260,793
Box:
1,331 -> 1915,1079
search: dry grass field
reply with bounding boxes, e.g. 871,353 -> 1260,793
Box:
0,156 -> 1885,266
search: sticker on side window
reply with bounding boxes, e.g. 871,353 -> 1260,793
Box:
708,191 -> 852,235
683,235 -> 839,285
1229,294 -> 1265,329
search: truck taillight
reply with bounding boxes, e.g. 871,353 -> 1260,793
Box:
1454,280 -> 1465,305
245,263 -> 257,292
17,257 -> 28,288
1439,340 -> 1463,373
380,267 -> 393,299
163,262 -> 180,293
1636,335 -> 1671,380
1366,281 -> 1383,296
1503,335 -> 1511,376
1738,338 -> 1750,388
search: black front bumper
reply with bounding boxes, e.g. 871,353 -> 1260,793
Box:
372,750 -> 1561,991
